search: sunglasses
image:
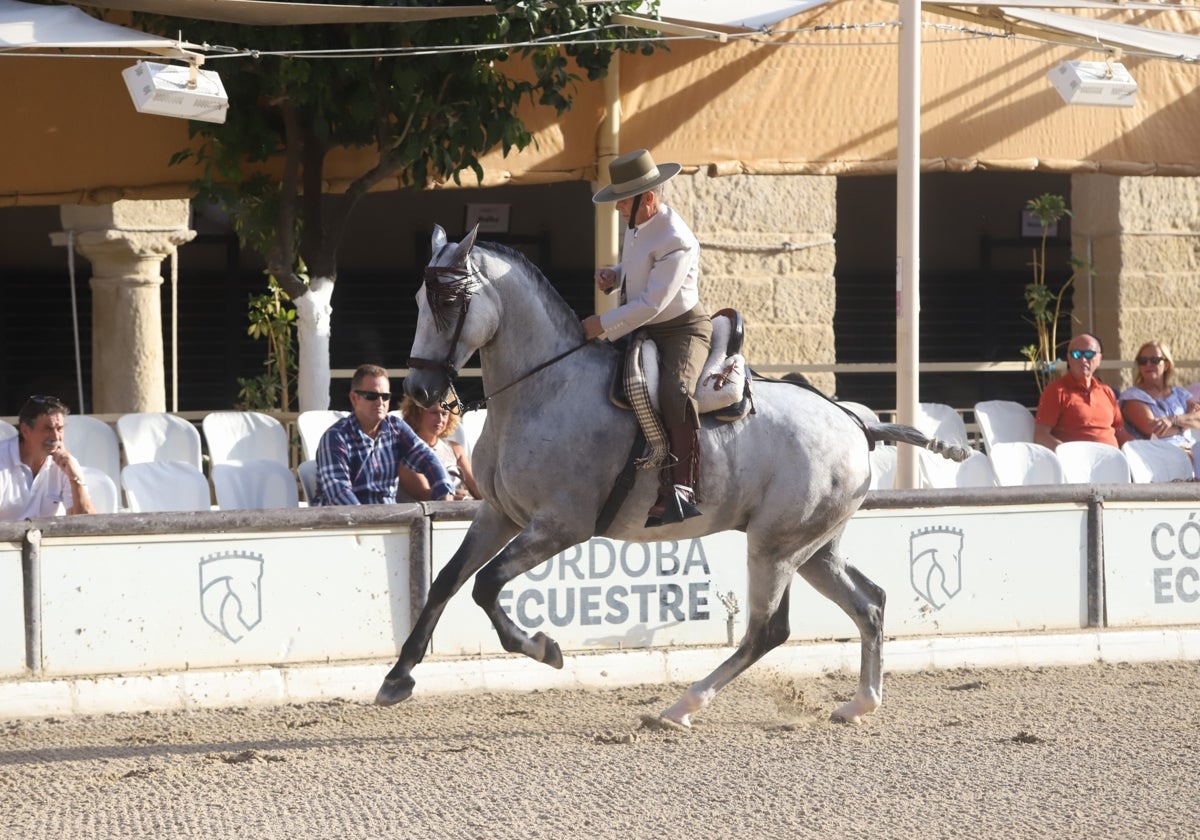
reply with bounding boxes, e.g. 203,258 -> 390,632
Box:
354,390 -> 392,402
1069,349 -> 1098,360
1136,356 -> 1166,366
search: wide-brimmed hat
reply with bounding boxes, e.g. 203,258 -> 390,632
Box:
592,149 -> 682,203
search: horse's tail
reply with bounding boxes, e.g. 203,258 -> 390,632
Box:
866,422 -> 972,462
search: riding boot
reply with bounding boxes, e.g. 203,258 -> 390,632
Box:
645,423 -> 702,528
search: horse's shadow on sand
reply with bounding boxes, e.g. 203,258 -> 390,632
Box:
583,622 -> 678,649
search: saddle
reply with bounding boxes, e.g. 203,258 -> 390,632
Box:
609,307 -> 755,425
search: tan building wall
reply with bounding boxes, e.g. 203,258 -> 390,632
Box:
1072,174 -> 1200,391
671,171 -> 838,396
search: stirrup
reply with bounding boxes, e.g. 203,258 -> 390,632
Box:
645,484 -> 702,528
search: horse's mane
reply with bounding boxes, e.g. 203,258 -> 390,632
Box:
475,241 -> 585,339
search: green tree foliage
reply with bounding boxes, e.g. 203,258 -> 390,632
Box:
1020,193 -> 1090,393
236,273 -> 298,411
142,1 -> 658,294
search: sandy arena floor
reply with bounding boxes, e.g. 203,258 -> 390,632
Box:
2,660 -> 1198,839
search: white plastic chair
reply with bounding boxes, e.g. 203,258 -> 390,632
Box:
117,413 -> 203,469
202,411 -> 289,467
80,465 -> 120,514
973,400 -> 1035,453
121,461 -> 211,512
458,408 -> 487,457
916,402 -> 970,446
65,415 -> 121,491
868,446 -> 897,490
296,459 -> 319,504
211,460 -> 300,510
0,422 -> 16,442
1122,439 -> 1195,483
1056,441 -> 1131,484
988,441 -> 1065,486
918,448 -> 997,488
296,410 -> 349,461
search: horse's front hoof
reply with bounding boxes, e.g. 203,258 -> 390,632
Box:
533,632 -> 564,669
374,674 -> 416,706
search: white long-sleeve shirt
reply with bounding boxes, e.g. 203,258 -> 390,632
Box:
598,204 -> 701,342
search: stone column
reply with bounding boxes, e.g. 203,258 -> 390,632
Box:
52,200 -> 195,414
1072,174 -> 1200,391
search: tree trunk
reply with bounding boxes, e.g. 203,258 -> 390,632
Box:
294,274 -> 335,411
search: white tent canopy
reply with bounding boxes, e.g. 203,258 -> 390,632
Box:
64,0 -> 824,30
0,0 -> 196,54
928,0 -> 1200,60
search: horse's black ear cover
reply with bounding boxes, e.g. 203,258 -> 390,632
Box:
712,308 -> 744,356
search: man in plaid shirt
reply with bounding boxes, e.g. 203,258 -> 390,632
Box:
314,364 -> 453,506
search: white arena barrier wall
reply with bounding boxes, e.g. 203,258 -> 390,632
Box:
0,531 -> 25,677
2,482 -> 1198,689
809,505 -> 1088,637
17,508 -> 428,678
431,521 -> 753,656
427,501 -> 1092,655
1104,501 -> 1200,627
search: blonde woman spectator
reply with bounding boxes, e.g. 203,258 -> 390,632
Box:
1120,340 -> 1200,450
397,396 -> 480,501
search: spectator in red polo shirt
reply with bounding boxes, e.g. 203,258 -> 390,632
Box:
1034,333 -> 1133,450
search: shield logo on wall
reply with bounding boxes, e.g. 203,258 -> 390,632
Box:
909,526 -> 964,610
199,551 -> 265,643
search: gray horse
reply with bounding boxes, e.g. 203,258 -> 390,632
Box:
376,225 -> 968,726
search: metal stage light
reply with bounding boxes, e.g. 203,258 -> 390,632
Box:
1047,60 -> 1137,108
122,60 -> 229,124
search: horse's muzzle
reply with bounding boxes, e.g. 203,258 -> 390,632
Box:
403,360 -> 451,408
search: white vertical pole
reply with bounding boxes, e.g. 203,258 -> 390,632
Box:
896,0 -> 922,488
595,56 -> 621,316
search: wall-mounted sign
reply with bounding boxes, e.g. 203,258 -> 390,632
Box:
465,203 -> 511,233
1021,209 -> 1058,238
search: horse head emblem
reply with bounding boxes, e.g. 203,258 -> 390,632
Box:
199,550 -> 264,643
407,224 -> 485,407
909,525 -> 964,610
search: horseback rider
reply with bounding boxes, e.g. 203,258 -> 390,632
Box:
581,149 -> 713,527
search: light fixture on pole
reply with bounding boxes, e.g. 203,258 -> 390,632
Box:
1046,59 -> 1137,108
122,58 -> 229,124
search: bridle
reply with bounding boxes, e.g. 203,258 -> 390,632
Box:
406,255 -> 587,415
406,261 -> 477,383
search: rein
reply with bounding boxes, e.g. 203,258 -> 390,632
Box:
408,259 -> 588,415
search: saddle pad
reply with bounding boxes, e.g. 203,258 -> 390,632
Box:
641,340 -> 748,415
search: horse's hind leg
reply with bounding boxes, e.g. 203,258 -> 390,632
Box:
659,552 -> 798,728
376,504 -> 520,706
797,540 -> 886,724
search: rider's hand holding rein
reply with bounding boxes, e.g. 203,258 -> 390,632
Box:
582,268 -> 619,341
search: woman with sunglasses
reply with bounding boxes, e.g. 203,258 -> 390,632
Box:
396,395 -> 480,502
1119,340 -> 1200,449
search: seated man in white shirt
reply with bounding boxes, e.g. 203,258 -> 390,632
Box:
0,395 -> 94,520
